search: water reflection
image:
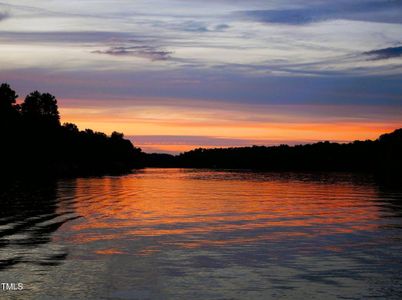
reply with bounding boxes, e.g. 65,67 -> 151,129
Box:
0,180 -> 79,271
0,170 -> 402,299
69,170 -> 382,251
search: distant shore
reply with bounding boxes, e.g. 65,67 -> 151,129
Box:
2,83 -> 401,179
143,129 -> 402,181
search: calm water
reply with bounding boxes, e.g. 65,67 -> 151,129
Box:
1,169 -> 402,299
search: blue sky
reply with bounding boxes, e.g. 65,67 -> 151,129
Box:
1,0 -> 401,152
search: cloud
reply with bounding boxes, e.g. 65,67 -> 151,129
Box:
127,135 -> 317,153
182,22 -> 229,32
0,31 -> 134,43
92,46 -> 172,61
238,1 -> 402,25
240,9 -> 318,25
180,21 -> 209,32
158,20 -> 230,33
214,24 -> 230,31
1,1 -> 402,85
128,135 -> 265,147
130,134 -> 333,146
363,46 -> 402,60
4,67 -> 402,107
0,11 -> 9,21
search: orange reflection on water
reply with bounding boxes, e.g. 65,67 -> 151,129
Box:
95,249 -> 126,255
64,169 -> 381,252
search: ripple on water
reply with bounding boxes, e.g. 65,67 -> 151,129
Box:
1,170 -> 402,299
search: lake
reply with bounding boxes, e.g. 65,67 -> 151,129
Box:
1,169 -> 402,299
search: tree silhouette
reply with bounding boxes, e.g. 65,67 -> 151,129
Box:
21,91 -> 60,127
0,83 -> 19,126
1,82 -> 401,179
1,83 -> 143,176
111,131 -> 124,140
0,83 -> 18,108
148,129 -> 402,179
62,122 -> 79,134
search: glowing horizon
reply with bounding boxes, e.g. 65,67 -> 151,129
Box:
58,97 -> 402,153
1,0 -> 402,153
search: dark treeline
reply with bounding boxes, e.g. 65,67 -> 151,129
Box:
2,82 -> 402,178
1,83 -> 143,176
145,129 -> 402,178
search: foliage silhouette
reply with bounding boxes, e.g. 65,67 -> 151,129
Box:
0,83 -> 143,176
2,82 -> 401,179
145,130 -> 402,179
0,83 -> 18,110
0,83 -> 19,126
21,91 -> 60,127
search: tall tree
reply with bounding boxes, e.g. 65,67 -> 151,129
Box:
0,83 -> 19,125
21,91 -> 60,127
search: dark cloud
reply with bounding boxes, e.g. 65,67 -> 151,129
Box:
214,24 -> 230,31
0,11 -> 9,21
364,46 -> 402,60
159,20 -> 230,33
4,67 -> 402,107
238,1 -> 402,25
93,46 -> 172,61
181,21 -> 209,32
0,31 -> 136,43
241,9 -> 317,25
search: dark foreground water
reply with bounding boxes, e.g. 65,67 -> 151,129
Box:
1,169 -> 402,299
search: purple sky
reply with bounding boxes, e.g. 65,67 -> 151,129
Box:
1,0 -> 402,152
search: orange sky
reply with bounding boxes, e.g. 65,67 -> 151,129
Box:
2,0 -> 402,154
59,98 -> 402,153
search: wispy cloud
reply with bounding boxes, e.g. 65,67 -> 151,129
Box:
214,24 -> 230,31
0,31 -> 135,43
59,99 -> 402,154
0,11 -> 9,21
178,21 -> 209,33
92,45 -> 172,61
128,135 -> 319,153
129,135 -> 267,147
238,1 -> 402,25
1,0 -> 402,76
1,0 -> 402,115
173,21 -> 230,32
364,46 -> 402,60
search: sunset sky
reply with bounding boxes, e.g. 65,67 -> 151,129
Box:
1,0 -> 402,153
